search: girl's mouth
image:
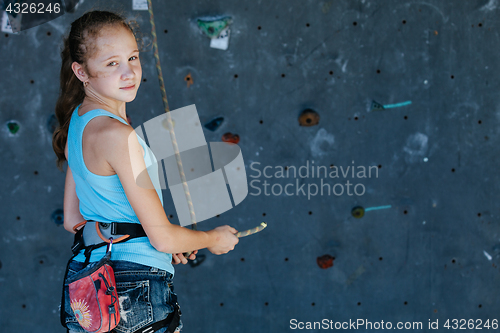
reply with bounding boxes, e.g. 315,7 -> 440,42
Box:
121,84 -> 135,90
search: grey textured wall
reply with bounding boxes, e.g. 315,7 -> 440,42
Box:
1,0 -> 500,332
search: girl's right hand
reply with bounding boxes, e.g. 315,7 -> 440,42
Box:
207,225 -> 239,255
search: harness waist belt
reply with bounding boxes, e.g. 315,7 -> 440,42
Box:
84,220 -> 147,246
72,220 -> 148,256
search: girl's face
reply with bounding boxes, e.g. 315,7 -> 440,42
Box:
84,25 -> 142,104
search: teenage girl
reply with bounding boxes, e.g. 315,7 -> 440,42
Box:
52,10 -> 239,333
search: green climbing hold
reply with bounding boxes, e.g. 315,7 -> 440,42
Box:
7,121 -> 20,134
371,100 -> 385,111
197,17 -> 232,39
351,206 -> 365,218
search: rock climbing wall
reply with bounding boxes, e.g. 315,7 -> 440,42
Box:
1,0 -> 500,331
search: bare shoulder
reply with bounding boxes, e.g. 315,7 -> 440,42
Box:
100,119 -> 143,162
101,121 -> 146,176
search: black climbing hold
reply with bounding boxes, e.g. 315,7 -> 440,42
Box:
52,208 -> 64,225
371,100 -> 385,111
204,117 -> 224,131
47,114 -> 58,133
298,109 -> 320,126
351,206 -> 365,218
7,121 -> 20,134
189,254 -> 206,267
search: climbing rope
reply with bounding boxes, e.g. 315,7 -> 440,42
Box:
236,222 -> 267,238
145,0 -> 265,256
146,0 -> 197,238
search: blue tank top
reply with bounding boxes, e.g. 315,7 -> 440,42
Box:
68,103 -> 174,275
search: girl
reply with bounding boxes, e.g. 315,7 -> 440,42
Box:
52,10 -> 239,333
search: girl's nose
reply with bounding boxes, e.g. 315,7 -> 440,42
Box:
122,63 -> 138,79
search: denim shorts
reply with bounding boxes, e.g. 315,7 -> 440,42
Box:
62,259 -> 183,333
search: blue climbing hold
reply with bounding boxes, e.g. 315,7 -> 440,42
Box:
189,253 -> 206,267
52,208 -> 64,225
204,117 -> 224,131
47,114 -> 58,134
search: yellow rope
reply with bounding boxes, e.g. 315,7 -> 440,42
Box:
146,0 -> 197,238
236,222 -> 267,238
145,1 -> 266,257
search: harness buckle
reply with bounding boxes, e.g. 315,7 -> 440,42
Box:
111,222 -> 117,235
99,222 -> 110,230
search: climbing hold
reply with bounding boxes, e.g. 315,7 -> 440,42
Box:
185,73 -> 193,88
371,100 -> 412,111
52,208 -> 64,225
222,132 -> 240,144
7,120 -> 20,134
317,254 -> 335,269
351,206 -> 365,218
298,109 -> 320,126
46,114 -> 58,134
371,100 -> 385,111
204,116 -> 224,131
197,17 -> 232,39
189,253 -> 206,267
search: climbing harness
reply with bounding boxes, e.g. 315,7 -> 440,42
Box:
61,220 -> 182,333
71,220 -> 147,266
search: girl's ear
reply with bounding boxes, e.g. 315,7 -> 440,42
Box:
71,61 -> 88,83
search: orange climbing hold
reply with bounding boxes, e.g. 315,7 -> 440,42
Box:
222,132 -> 240,144
299,109 -> 320,126
185,73 -> 193,88
317,254 -> 335,269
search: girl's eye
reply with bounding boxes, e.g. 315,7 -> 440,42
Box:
108,56 -> 138,66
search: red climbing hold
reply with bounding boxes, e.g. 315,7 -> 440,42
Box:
317,254 -> 335,269
222,132 -> 240,144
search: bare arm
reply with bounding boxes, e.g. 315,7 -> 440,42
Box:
63,142 -> 86,234
106,123 -> 238,254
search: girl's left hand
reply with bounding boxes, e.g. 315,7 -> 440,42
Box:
172,250 -> 198,265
